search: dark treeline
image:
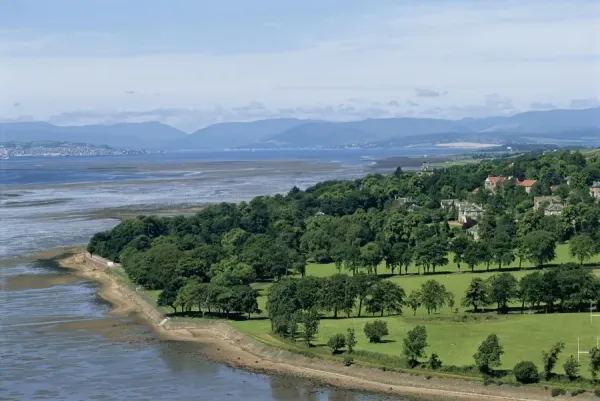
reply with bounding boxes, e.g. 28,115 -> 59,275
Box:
463,264 -> 600,314
87,150 -> 600,317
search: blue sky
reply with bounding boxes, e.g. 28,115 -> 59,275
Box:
1,0 -> 599,130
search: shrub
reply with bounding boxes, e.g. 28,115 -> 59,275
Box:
542,342 -> 565,380
513,361 -> 540,384
346,327 -> 356,353
594,389 -> 600,398
364,320 -> 389,343
343,356 -> 354,367
570,389 -> 585,397
427,352 -> 443,370
327,333 -> 346,354
563,355 -> 580,381
551,388 -> 566,397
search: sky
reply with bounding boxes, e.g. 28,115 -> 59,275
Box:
1,0 -> 599,131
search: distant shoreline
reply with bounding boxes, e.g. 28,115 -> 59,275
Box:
44,249 -> 555,401
436,142 -> 501,149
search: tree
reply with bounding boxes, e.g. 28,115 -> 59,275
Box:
300,308 -> 320,347
389,242 -> 413,275
157,278 -> 185,312
327,333 -> 346,354
490,231 -> 514,269
351,273 -> 378,317
407,290 -> 422,316
462,277 -> 490,312
569,234 -> 597,266
513,361 -> 539,384
451,234 -> 471,271
330,242 -> 348,272
420,280 -> 447,314
263,244 -> 297,279
320,274 -> 353,319
346,327 -> 357,353
414,237 -> 448,274
365,280 -> 405,316
402,325 -> 428,367
542,341 -> 565,380
518,272 -> 544,313
474,334 -> 504,374
360,242 -> 383,275
463,241 -> 485,272
364,320 -> 389,343
296,276 -> 323,311
237,285 -> 260,318
488,273 -> 518,314
590,346 -> 600,380
266,279 -> 299,332
563,355 -> 580,381
522,230 -> 557,267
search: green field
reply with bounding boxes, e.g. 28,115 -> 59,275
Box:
122,242 -> 600,378
231,243 -> 600,376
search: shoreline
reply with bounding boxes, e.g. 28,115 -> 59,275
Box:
56,251 -> 559,401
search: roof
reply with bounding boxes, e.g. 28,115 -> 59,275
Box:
440,199 -> 458,206
486,176 -> 507,185
546,203 -> 564,212
517,179 -> 537,187
458,202 -> 484,212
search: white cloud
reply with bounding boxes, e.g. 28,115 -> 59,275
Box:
1,0 -> 599,122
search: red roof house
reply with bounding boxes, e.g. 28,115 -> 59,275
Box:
484,176 -> 507,192
517,179 -> 537,193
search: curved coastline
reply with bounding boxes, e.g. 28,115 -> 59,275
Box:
56,251 -> 558,401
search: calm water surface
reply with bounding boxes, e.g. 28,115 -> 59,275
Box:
0,151 -> 432,400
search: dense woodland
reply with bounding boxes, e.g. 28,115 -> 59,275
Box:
88,150 -> 600,321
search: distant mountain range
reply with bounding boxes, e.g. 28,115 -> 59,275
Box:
1,107 -> 599,150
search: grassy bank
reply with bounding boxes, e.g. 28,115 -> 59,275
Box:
118,242 -> 600,391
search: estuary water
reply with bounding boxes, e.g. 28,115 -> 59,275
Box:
0,150 -> 437,401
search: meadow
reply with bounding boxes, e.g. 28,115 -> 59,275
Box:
231,243 -> 600,375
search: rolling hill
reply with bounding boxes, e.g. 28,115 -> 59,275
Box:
1,107 -> 598,150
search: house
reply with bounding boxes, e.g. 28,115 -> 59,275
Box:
467,225 -> 481,241
544,203 -> 565,216
484,176 -> 507,192
517,179 -> 537,194
534,196 -> 564,216
419,161 -> 435,176
440,199 -> 459,210
533,196 -> 561,210
393,197 -> 419,209
457,202 -> 485,223
591,182 -> 600,200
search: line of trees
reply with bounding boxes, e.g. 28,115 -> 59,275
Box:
159,278 -> 259,317
462,263 -> 600,314
266,274 -> 406,332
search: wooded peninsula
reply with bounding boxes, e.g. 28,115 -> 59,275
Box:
88,149 -> 600,396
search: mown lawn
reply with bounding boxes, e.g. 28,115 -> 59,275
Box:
231,311 -> 600,374
231,243 -> 600,376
